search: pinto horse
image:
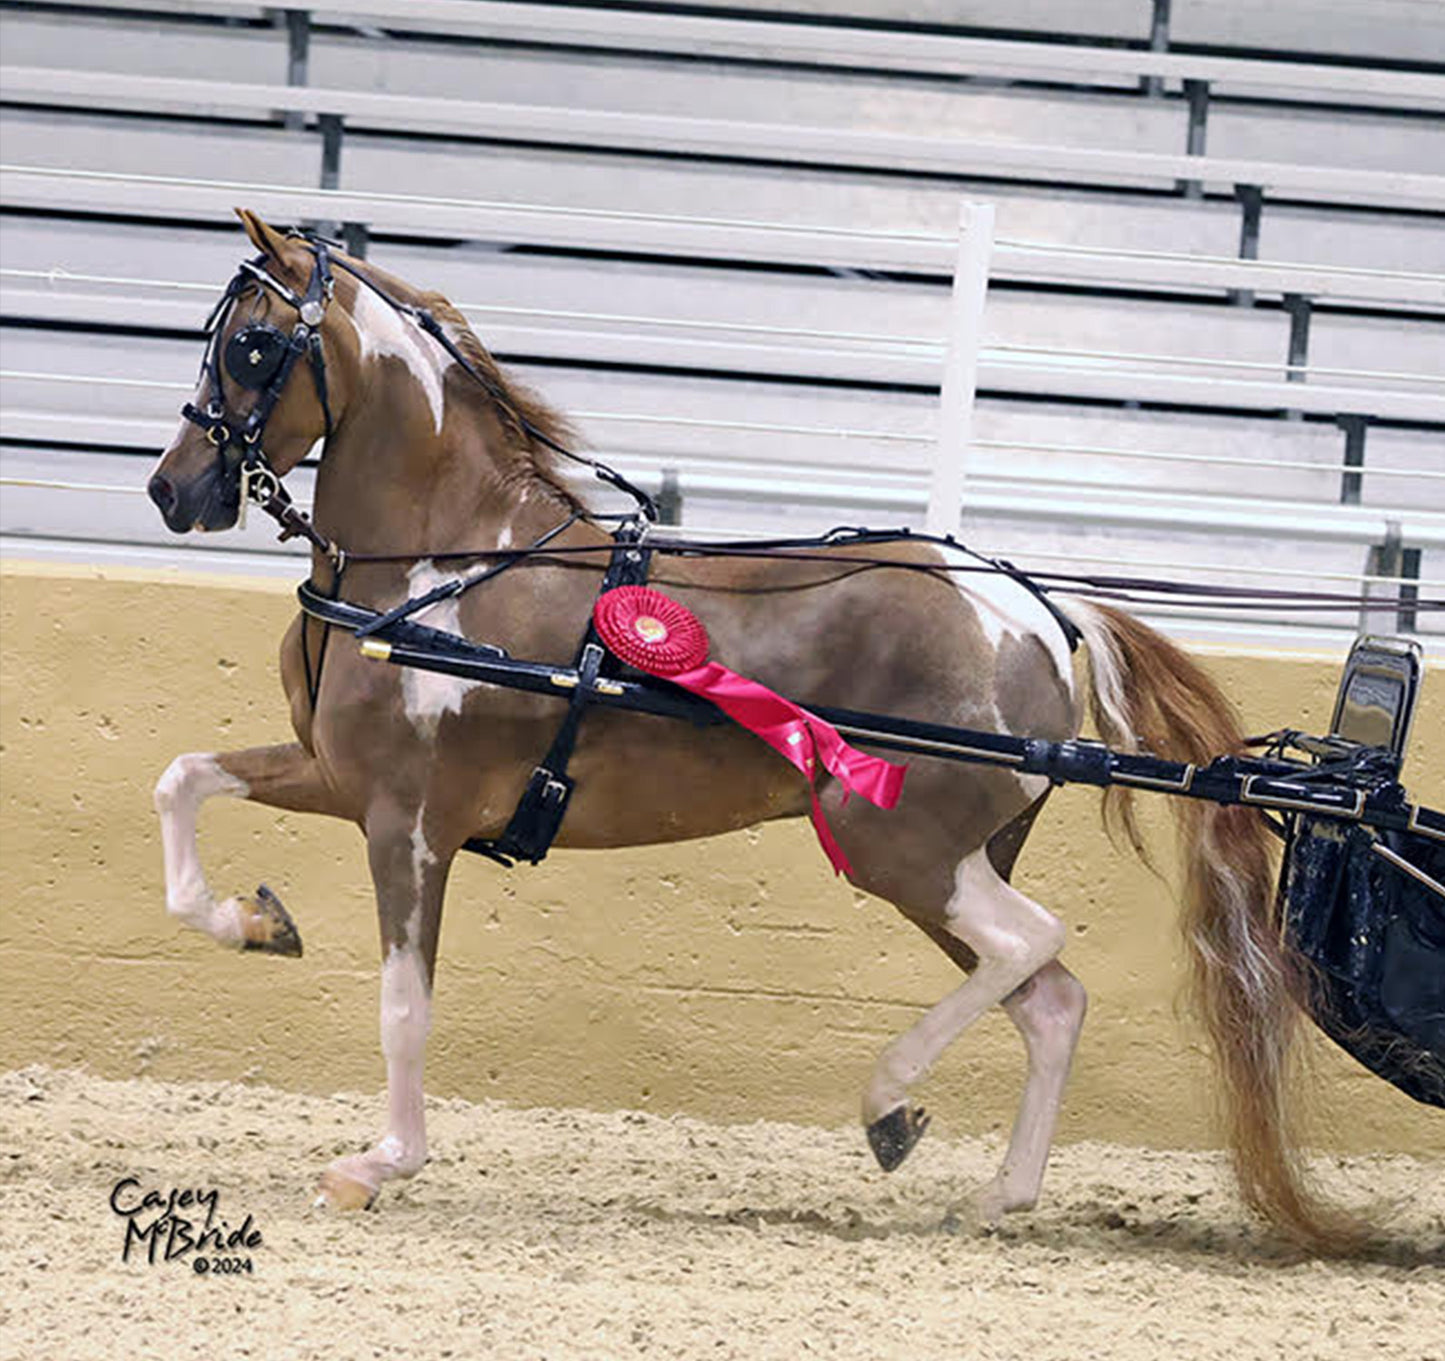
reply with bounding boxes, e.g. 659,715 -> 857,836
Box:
147,210 -> 1351,1250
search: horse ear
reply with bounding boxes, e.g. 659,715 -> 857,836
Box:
234,207 -> 311,281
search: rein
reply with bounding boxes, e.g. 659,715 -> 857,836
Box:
188,234 -> 1439,628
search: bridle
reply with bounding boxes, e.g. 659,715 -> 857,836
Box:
182,230 -> 657,566
182,238 -> 337,530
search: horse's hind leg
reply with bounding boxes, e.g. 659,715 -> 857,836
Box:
979,959 -> 1087,1220
862,848 -> 1069,1187
154,743 -> 341,953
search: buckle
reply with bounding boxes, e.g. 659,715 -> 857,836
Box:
238,463 -> 281,529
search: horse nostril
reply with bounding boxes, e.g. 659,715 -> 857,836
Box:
148,473 -> 177,514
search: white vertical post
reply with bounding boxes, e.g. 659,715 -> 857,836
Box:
925,201 -> 995,537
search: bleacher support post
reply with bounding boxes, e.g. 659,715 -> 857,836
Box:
1142,0 -> 1172,97
284,10 -> 310,133
1179,79 -> 1209,199
1360,520 -> 1420,635
342,222 -> 370,259
315,112 -> 344,240
926,201 -> 994,537
1232,184 -> 1264,305
657,468 -> 683,526
1338,414 -> 1369,504
1283,292 -> 1313,420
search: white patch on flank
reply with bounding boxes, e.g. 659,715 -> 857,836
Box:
399,559 -> 483,738
937,548 -> 1076,704
496,524 -> 513,552
153,753 -> 250,946
350,284 -> 448,433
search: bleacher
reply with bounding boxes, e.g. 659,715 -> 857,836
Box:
1,0 -> 1441,647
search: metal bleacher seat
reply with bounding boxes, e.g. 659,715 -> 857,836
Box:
1,0 -> 1441,647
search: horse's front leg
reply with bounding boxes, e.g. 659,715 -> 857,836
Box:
315,804 -> 452,1210
154,743 -> 344,954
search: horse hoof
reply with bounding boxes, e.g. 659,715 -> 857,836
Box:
240,883 -> 303,957
866,1105 -> 931,1172
314,1168 -> 377,1211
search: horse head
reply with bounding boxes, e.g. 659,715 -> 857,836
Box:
148,209 -> 357,534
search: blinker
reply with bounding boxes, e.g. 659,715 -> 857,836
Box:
224,323 -> 290,390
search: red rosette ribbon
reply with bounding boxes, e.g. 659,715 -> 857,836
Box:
594,586 -> 907,876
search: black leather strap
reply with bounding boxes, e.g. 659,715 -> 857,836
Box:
465,520 -> 654,866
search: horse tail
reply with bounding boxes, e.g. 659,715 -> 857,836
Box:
1058,598 -> 1363,1253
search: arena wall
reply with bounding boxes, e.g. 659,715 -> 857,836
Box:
2,558 -> 1441,1157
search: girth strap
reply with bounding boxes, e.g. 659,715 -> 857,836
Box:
463,520 -> 654,867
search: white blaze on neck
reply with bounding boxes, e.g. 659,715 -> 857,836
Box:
398,560 -> 483,738
349,284 -> 448,434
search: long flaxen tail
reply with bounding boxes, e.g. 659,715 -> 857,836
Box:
1059,598 -> 1363,1253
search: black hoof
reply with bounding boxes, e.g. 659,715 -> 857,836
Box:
241,883 -> 303,958
866,1105 -> 931,1172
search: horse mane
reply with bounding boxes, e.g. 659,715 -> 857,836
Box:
342,252 -> 586,513
417,291 -> 587,513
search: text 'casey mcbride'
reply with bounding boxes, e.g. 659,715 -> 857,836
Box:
110,1177 -> 264,1264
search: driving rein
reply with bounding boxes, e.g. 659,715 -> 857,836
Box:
183,234 -> 1442,867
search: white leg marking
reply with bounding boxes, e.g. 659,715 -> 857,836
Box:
976,960 -> 1088,1220
316,942 -> 433,1205
398,560 -> 484,737
863,848 -> 1066,1124
378,942 -> 433,1177
153,753 -> 250,946
349,285 -> 449,433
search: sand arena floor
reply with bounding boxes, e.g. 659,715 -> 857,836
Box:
1,1066 -> 1441,1361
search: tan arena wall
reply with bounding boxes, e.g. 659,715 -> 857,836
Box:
2,559 -> 1441,1157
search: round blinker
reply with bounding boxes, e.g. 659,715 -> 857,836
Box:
224,323 -> 290,390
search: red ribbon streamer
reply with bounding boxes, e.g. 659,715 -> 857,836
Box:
594,587 -> 907,875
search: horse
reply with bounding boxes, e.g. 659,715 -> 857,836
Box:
146,209 -> 1355,1252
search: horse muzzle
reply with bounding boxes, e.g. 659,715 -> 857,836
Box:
148,456 -> 240,534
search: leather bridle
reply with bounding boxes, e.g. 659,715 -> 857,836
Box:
182,238 -> 337,528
